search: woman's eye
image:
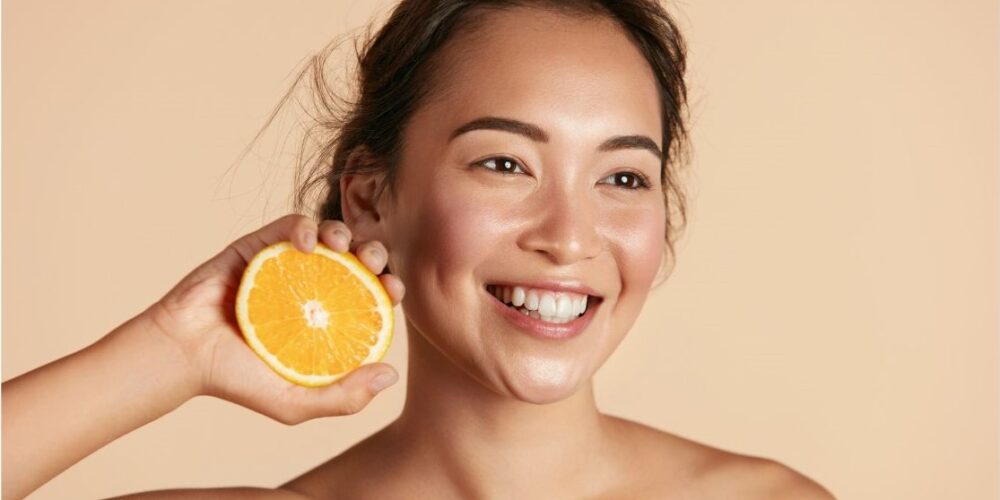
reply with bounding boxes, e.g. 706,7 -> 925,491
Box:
474,157 -> 650,191
475,156 -> 526,175
600,171 -> 652,190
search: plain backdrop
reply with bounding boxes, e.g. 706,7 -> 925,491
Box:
2,1 -> 997,499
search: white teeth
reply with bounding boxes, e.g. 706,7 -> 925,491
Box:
489,284 -> 594,323
538,295 -> 556,317
525,291 -> 540,311
557,295 -> 574,317
541,314 -> 572,324
512,286 -> 526,307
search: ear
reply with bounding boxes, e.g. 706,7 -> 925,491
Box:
339,147 -> 388,242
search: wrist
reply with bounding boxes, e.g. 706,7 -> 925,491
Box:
113,307 -> 205,403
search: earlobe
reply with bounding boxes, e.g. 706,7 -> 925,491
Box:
341,168 -> 392,274
339,147 -> 387,237
340,173 -> 382,226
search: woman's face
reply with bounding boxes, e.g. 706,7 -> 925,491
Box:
381,7 -> 666,403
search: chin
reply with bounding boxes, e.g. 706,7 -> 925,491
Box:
499,356 -> 586,404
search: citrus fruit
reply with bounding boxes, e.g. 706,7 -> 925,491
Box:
234,240 -> 394,387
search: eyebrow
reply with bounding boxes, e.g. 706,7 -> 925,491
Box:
448,116 -> 664,162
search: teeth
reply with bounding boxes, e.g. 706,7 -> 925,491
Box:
539,295 -> 556,316
512,287 -> 526,307
526,290 -> 540,311
556,296 -> 573,317
487,284 -> 593,323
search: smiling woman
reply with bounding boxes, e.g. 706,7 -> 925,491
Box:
1,1 -> 840,499
269,1 -> 834,497
304,2 -> 678,413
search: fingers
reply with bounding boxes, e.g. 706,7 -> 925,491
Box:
280,363 -> 399,422
318,219 -> 351,253
231,214 -> 318,264
379,274 -> 406,305
318,220 -> 390,275
233,214 -> 395,285
353,241 -> 389,275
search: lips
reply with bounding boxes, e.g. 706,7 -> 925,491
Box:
483,284 -> 602,340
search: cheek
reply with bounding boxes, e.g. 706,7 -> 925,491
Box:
408,184 -> 507,291
387,175 -> 508,337
607,202 -> 667,292
594,200 -> 666,348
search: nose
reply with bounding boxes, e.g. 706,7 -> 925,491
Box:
517,184 -> 603,265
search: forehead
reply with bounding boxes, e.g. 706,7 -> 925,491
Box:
414,7 -> 663,147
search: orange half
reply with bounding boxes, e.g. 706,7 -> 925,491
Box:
235,241 -> 394,387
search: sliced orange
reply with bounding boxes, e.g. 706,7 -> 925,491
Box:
235,241 -> 394,387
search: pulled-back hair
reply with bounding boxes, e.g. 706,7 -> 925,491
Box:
250,0 -> 690,277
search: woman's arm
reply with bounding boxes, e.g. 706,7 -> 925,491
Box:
1,214 -> 402,500
1,307 -> 201,500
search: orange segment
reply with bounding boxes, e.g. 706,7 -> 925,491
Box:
235,241 -> 394,387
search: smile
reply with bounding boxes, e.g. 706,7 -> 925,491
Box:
485,284 -> 592,323
484,284 -> 603,340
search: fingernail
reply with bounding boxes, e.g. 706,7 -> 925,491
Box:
303,230 -> 316,250
334,230 -> 350,251
369,371 -> 398,392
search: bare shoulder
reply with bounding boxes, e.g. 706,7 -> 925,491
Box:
703,455 -> 837,499
104,486 -> 313,499
276,428 -> 396,499
604,415 -> 836,499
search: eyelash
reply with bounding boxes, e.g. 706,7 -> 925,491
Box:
473,156 -> 653,191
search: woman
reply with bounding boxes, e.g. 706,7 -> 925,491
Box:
3,0 -> 835,498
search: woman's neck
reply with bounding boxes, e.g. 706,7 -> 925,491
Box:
383,321 -> 617,497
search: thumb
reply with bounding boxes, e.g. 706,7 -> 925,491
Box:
299,363 -> 399,418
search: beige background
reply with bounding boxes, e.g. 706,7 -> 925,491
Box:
3,1 -> 997,498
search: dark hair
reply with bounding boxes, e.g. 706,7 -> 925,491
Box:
251,0 -> 690,279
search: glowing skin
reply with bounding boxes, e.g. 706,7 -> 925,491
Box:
341,6 -> 665,493
284,7 -> 829,500
383,13 -> 666,405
